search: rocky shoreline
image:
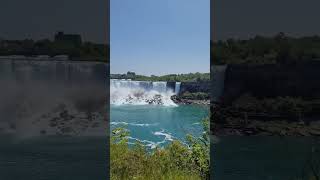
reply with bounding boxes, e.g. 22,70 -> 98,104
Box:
214,63 -> 320,137
211,92 -> 320,137
213,120 -> 320,137
171,95 -> 209,105
212,103 -> 320,137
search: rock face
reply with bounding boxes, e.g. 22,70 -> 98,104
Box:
145,94 -> 164,105
171,95 -> 209,105
211,65 -> 227,102
179,81 -> 210,94
221,61 -> 320,104
174,81 -> 210,105
213,61 -> 320,136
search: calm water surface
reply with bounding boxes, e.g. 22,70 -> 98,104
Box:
0,136 -> 108,180
212,136 -> 320,180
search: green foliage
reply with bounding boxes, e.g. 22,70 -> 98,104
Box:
0,39 -> 108,62
111,72 -> 210,82
110,118 -> 210,180
211,33 -> 320,65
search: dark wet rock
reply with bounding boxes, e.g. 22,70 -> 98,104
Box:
171,95 -> 209,105
214,120 -> 320,137
144,94 -> 164,105
126,96 -> 134,103
309,130 -> 320,136
40,130 -> 46,135
92,122 -> 100,128
30,102 -> 106,136
59,110 -> 74,121
49,120 -> 58,127
60,127 -> 73,134
179,81 -> 210,94
9,123 -> 16,130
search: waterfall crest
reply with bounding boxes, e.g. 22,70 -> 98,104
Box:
111,79 -> 179,106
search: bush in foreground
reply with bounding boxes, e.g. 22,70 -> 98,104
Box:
110,118 -> 210,180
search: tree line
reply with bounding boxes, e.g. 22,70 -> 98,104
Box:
111,72 -> 210,82
211,32 -> 320,65
0,39 -> 109,62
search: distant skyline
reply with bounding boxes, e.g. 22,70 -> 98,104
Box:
111,0 -> 210,76
0,0 -> 108,44
212,0 -> 320,41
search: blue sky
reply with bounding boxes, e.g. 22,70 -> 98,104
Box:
111,0 -> 210,75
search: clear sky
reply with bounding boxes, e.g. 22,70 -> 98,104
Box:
110,0 -> 210,76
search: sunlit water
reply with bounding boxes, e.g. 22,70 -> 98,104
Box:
111,105 -> 209,149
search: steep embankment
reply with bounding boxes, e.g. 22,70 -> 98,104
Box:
221,62 -> 320,104
213,62 -> 320,136
171,81 -> 210,105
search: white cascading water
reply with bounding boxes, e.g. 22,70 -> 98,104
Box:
175,82 -> 181,95
111,79 -> 178,106
0,59 -> 108,137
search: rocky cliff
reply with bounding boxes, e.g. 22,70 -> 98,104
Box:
179,81 -> 210,94
221,61 -> 320,104
214,61 -> 320,136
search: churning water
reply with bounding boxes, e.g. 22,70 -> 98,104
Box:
111,104 -> 208,149
110,79 -> 208,149
110,79 -> 179,106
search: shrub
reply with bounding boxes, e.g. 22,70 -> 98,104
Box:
110,118 -> 210,180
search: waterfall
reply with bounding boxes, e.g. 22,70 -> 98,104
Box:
152,81 -> 167,93
175,82 -> 181,95
0,59 -> 107,84
0,58 -> 108,136
110,79 -> 177,106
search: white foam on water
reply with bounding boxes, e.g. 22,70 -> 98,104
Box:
110,122 -> 158,127
124,130 -> 176,149
111,79 -> 177,106
127,136 -> 159,149
153,130 -> 174,142
128,136 -> 155,145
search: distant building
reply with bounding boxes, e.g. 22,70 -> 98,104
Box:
54,32 -> 82,46
126,71 -> 136,79
127,71 -> 136,76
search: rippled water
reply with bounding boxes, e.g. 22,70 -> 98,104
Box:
212,136 -> 320,180
0,135 -> 108,180
111,104 -> 209,148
